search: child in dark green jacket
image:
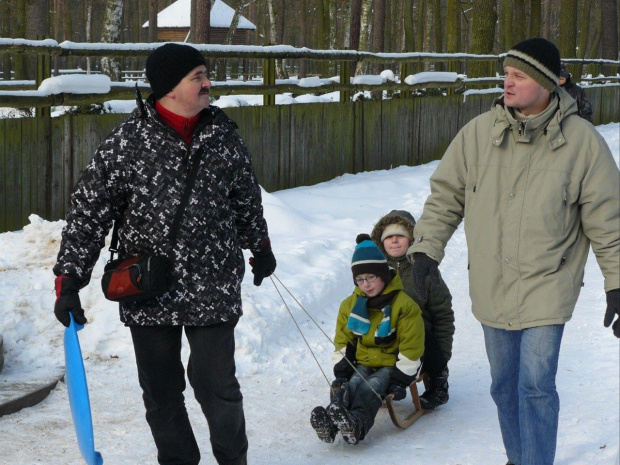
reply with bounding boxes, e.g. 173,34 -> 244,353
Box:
371,210 -> 455,409
310,234 -> 425,444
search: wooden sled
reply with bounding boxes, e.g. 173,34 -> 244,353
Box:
384,372 -> 429,429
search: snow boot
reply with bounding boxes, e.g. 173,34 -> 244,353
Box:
310,406 -> 338,443
327,402 -> 362,445
420,365 -> 449,410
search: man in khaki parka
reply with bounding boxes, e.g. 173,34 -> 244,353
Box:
406,38 -> 619,465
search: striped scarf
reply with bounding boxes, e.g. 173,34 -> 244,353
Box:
346,291 -> 398,343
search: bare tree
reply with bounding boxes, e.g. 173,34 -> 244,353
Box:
372,0 -> 385,73
100,0 -> 123,81
267,0 -> 288,78
195,0 -> 211,44
469,0 -> 497,77
529,0 -> 541,36
559,0 -> 578,58
403,1 -> 415,51
600,0 -> 618,73
298,0 -> 308,77
216,0 -> 243,81
355,0 -> 373,75
1,0 -> 14,80
149,0 -> 158,42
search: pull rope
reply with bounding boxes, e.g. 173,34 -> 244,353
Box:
269,273 -> 384,402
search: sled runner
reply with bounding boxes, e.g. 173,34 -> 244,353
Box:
384,372 -> 429,429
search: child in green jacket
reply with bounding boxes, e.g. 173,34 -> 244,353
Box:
371,210 -> 455,409
310,234 -> 425,444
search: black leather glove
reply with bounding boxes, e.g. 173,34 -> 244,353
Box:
249,239 -> 277,286
54,276 -> 87,327
388,381 -> 407,401
604,289 -> 620,338
407,252 -> 439,306
330,379 -> 352,407
333,343 -> 357,379
391,366 -> 416,387
331,377 -> 349,390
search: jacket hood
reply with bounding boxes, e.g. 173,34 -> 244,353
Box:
490,87 -> 579,151
371,210 -> 416,256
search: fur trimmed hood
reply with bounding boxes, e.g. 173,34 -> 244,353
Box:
371,210 -> 416,255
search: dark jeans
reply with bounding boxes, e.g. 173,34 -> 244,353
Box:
130,323 -> 248,465
339,365 -> 392,437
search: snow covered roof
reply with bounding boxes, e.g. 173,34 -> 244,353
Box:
143,0 -> 256,30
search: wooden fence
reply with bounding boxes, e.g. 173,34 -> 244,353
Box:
2,84 -> 619,233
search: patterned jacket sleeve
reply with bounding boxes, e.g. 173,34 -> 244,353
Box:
226,129 -> 269,252
53,136 -> 129,286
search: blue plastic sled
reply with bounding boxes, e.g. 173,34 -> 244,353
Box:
64,313 -> 104,465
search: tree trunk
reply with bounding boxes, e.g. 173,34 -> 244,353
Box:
575,0 -> 592,78
469,0 -> 497,77
299,0 -> 308,78
446,0 -> 460,72
601,0 -> 619,74
512,0 -> 526,44
372,0 -> 385,74
404,1 -> 415,51
503,0 -> 514,50
216,0 -> 243,81
267,0 -> 288,78
86,0 -> 92,73
559,0 -> 578,58
195,0 -> 211,44
355,0 -> 373,75
100,0 -> 123,81
149,0 -> 157,42
433,0 -> 443,69
349,0 -> 362,74
15,0 -> 27,79
529,0 -> 541,36
1,0 -> 13,80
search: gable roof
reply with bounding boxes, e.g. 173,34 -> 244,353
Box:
143,0 -> 256,30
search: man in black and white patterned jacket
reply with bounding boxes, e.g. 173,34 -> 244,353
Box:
53,43 -> 276,465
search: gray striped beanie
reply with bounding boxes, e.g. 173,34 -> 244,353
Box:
503,38 -> 561,93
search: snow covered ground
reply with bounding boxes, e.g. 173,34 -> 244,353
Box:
0,123 -> 618,465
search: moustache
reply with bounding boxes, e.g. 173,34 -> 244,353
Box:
199,88 -> 211,95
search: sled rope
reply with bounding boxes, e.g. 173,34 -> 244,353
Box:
269,273 -> 384,402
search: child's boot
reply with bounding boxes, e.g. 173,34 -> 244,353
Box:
327,402 -> 362,445
310,406 -> 338,443
420,365 -> 449,410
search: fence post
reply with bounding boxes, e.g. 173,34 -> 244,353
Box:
35,38 -> 51,119
263,58 -> 275,106
401,62 -> 411,98
339,59 -> 351,103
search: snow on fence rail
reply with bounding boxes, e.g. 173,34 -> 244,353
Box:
1,38 -> 619,109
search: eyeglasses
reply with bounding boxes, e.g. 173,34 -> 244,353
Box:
355,275 -> 378,286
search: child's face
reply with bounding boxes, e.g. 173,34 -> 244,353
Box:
382,234 -> 411,258
355,273 -> 385,297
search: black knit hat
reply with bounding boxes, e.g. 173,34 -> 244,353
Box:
146,43 -> 207,99
503,38 -> 561,92
351,234 -> 391,287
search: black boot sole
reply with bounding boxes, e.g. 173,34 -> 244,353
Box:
327,403 -> 360,445
310,406 -> 337,443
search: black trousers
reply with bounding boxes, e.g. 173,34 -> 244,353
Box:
423,328 -> 448,377
130,322 -> 248,465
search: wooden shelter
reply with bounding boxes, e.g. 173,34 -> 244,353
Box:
143,0 -> 256,45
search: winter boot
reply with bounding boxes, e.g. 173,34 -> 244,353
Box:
310,406 -> 338,443
327,402 -> 362,445
420,365 -> 449,410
